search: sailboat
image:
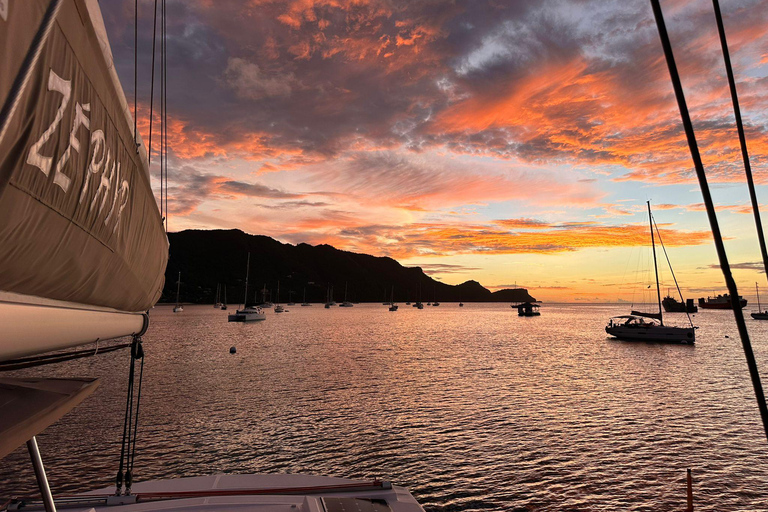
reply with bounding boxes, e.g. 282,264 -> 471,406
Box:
221,285 -> 228,310
388,286 -> 398,311
606,202 -> 695,344
228,254 -> 265,322
287,290 -> 295,306
214,283 -> 221,308
274,281 -> 284,313
339,281 -> 353,307
752,283 -> 768,320
301,287 -> 311,306
173,272 -> 183,312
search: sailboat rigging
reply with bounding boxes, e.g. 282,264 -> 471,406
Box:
606,201 -> 695,344
173,272 -> 183,312
228,253 -> 265,322
752,283 -> 768,320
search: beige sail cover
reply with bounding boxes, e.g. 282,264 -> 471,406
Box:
0,0 -> 168,313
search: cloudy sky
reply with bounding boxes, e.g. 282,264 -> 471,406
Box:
102,0 -> 768,302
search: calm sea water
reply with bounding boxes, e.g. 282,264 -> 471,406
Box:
3,303 -> 768,511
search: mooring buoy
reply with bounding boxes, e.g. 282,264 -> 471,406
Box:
229,346 -> 237,354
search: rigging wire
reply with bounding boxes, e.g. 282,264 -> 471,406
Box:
651,214 -> 694,328
159,0 -> 166,232
133,0 -> 138,146
163,0 -> 169,232
650,0 -> 768,444
148,0 -> 161,220
711,0 -> 768,285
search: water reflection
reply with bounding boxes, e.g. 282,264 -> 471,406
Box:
1,304 -> 767,511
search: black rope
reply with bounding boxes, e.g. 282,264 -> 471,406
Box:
711,0 -> 768,283
650,0 -> 768,444
115,337 -> 138,495
127,341 -> 145,495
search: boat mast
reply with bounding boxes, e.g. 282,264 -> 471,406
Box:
757,282 -> 762,312
243,253 -> 250,307
648,201 -> 663,325
176,272 -> 181,307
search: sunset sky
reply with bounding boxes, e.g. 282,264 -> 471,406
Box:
102,0 -> 768,302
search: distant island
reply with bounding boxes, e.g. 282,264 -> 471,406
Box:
162,229 -> 537,304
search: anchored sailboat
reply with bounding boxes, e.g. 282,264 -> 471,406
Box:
339,281 -> 353,307
752,283 -> 768,320
228,254 -> 265,322
606,202 -> 695,344
173,272 -> 183,312
274,281 -> 284,313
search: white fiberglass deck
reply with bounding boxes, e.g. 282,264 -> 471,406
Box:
64,474 -> 425,512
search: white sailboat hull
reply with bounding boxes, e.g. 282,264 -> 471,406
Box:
606,324 -> 695,344
228,308 -> 266,322
0,293 -> 147,361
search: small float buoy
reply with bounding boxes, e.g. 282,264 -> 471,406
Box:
725,335 -> 729,339
229,346 -> 237,354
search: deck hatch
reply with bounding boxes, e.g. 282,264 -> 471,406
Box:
321,497 -> 391,512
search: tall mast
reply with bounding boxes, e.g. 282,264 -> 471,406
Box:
243,253 -> 250,306
176,272 -> 181,306
757,282 -> 762,312
648,201 -> 663,324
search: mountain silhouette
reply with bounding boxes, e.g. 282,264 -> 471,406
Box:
163,229 -> 537,304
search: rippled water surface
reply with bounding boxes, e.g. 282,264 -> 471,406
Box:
3,303 -> 768,510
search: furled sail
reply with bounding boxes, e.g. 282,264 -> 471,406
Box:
0,0 -> 169,361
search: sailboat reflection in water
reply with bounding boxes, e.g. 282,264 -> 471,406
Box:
606,201 -> 695,344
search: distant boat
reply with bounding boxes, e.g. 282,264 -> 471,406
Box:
388,286 -> 398,311
324,285 -> 335,308
301,288 -> 311,306
406,301 -> 411,305
431,285 -> 439,306
287,290 -> 296,306
228,254 -> 265,322
173,272 -> 183,313
514,302 -> 540,316
606,202 -> 695,344
214,283 -> 222,308
662,293 -> 697,313
752,283 -> 768,320
339,282 -> 353,307
221,285 -> 228,310
698,293 -> 747,309
274,281 -> 285,313
459,301 -> 464,307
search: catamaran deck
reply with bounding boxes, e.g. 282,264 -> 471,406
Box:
9,474 -> 424,512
